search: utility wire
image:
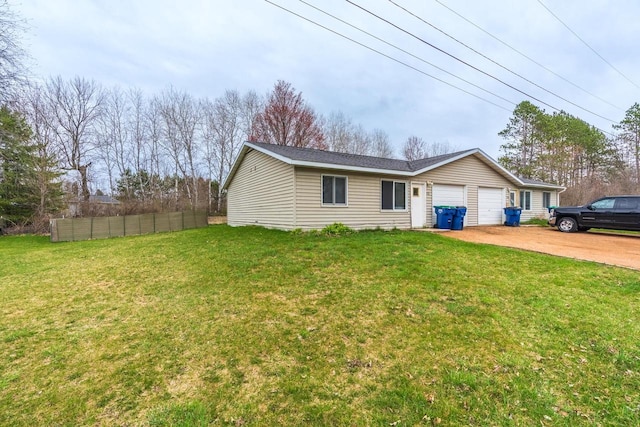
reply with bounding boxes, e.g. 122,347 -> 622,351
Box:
345,0 -> 565,113
297,0 -> 516,106
265,1 -> 614,137
434,0 -> 623,111
386,0 -> 616,123
263,0 -> 512,111
536,0 -> 640,90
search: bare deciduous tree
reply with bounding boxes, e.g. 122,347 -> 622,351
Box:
202,90 -> 241,212
127,88 -> 151,202
347,124 -> 369,156
423,140 -> 458,157
402,136 -> 427,161
323,112 -> 394,158
44,76 -> 105,201
0,0 -> 28,102
145,96 -> 166,204
369,128 -> 394,158
323,111 -> 353,153
241,90 -> 262,142
402,136 -> 456,160
96,86 -> 130,196
156,88 -> 201,209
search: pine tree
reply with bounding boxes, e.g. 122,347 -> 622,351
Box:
0,105 -> 36,222
0,105 -> 62,225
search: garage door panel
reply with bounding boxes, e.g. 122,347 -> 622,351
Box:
478,187 -> 503,225
432,184 -> 465,226
432,184 -> 464,207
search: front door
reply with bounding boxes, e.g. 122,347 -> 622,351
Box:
411,183 -> 426,228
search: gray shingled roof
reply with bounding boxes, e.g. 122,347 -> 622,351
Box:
407,150 -> 476,171
223,141 -> 565,190
248,141 -> 474,172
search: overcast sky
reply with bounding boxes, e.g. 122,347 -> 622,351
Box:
14,0 -> 640,159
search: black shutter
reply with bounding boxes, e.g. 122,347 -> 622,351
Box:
322,176 -> 333,204
335,177 -> 346,204
381,180 -> 393,210
394,182 -> 406,210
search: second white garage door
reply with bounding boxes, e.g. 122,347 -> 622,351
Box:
478,187 -> 504,225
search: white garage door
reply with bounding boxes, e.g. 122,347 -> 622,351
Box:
478,187 -> 504,225
432,184 -> 465,207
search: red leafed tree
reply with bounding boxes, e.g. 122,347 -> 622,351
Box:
252,80 -> 326,149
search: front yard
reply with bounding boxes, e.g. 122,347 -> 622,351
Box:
1,226 -> 639,425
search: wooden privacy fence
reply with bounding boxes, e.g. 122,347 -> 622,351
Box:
50,211 -> 208,242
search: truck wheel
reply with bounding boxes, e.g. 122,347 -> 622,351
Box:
557,217 -> 578,232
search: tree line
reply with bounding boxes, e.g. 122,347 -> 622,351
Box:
498,101 -> 640,205
2,1 -> 639,231
4,76 -> 447,229
4,80 -> 638,230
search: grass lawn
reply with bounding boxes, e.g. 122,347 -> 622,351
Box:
1,226 -> 639,426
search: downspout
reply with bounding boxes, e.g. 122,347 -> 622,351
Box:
556,187 -> 567,206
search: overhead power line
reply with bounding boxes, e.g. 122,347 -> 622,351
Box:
536,0 -> 640,91
265,0 -> 614,137
297,0 -> 516,106
344,1 -> 566,113
384,0 -> 616,123
263,0 -> 512,111
434,0 -> 623,111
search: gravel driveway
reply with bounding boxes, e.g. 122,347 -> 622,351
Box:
441,226 -> 640,270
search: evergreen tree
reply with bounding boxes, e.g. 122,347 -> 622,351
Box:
498,101 -> 544,179
0,105 -> 62,225
0,105 -> 36,222
613,103 -> 640,185
499,102 -> 616,187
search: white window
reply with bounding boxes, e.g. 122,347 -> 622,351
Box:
542,192 -> 551,208
322,175 -> 347,206
509,190 -> 516,207
381,180 -> 407,211
519,190 -> 531,210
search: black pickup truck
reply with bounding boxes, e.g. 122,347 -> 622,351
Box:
548,195 -> 640,232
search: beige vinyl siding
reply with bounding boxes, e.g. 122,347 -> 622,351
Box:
294,167 -> 411,230
227,150 -> 295,229
520,189 -> 557,221
415,154 -> 512,227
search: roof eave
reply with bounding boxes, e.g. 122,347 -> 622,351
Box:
521,182 -> 566,190
289,160 -> 414,176
224,142 -> 415,183
223,142 -> 555,189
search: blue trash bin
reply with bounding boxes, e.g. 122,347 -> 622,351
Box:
452,206 -> 467,230
434,206 -> 455,229
504,207 -> 522,226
